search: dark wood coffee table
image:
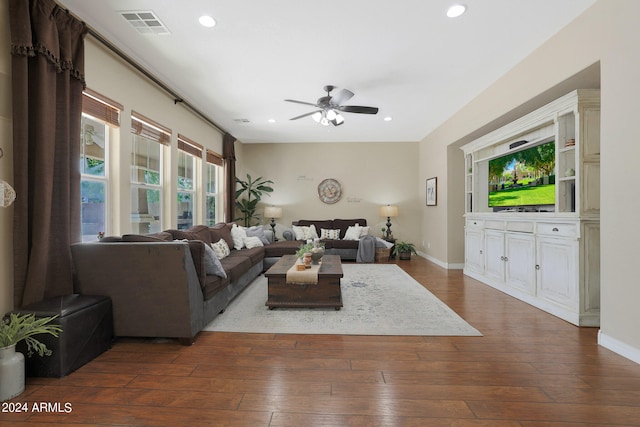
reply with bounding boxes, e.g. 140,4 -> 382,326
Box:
264,255 -> 343,310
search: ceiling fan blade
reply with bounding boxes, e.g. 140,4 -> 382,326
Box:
338,105 -> 379,114
284,99 -> 318,107
331,88 -> 354,106
289,110 -> 322,120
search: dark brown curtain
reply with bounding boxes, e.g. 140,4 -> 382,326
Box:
9,0 -> 87,307
222,132 -> 236,223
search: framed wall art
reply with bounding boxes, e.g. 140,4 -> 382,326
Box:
426,177 -> 437,206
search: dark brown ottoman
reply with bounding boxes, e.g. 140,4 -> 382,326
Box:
13,294 -> 113,377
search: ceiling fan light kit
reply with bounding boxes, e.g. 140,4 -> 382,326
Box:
286,85 -> 378,127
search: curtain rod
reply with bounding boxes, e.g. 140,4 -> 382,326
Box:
87,27 -> 226,136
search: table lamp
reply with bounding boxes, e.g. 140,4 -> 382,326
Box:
264,206 -> 282,241
379,205 -> 398,240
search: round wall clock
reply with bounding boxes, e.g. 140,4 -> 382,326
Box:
317,178 -> 342,204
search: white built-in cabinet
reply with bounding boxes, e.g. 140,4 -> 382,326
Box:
461,90 -> 600,326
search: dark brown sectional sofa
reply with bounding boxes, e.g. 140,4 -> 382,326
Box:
70,220 -> 372,344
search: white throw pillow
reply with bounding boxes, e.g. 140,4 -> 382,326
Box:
244,226 -> 270,245
211,239 -> 230,259
321,228 -> 341,240
359,226 -> 370,237
292,224 -> 318,240
243,235 -> 264,249
343,225 -> 363,241
203,243 -> 227,278
230,224 -> 247,250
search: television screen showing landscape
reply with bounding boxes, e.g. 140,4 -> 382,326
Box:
488,141 -> 556,208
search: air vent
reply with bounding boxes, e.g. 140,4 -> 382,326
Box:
120,11 -> 170,35
233,118 -> 250,123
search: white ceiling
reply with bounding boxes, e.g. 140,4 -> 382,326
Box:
58,0 -> 596,143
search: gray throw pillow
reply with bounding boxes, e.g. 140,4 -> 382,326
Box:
246,226 -> 270,245
204,243 -> 227,278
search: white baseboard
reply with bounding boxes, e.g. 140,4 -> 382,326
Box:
416,252 -> 464,270
598,331 -> 640,365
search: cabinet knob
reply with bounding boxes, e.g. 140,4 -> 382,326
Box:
479,250 -> 483,254
535,264 -> 540,270
552,227 -> 559,232
504,256 -> 508,262
500,256 -> 505,261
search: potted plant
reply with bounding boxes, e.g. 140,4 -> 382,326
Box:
392,241 -> 417,260
0,313 -> 62,401
235,174 -> 274,227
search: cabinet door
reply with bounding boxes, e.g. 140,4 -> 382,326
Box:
505,233 -> 536,295
536,236 -> 578,308
465,228 -> 484,274
484,230 -> 505,283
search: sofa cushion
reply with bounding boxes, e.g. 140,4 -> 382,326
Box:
219,254 -> 253,282
333,219 -> 367,239
122,232 -> 172,242
209,223 -> 234,249
245,226 -> 270,245
204,243 -> 227,278
202,274 -> 229,300
165,225 -> 212,245
320,228 -> 341,240
292,224 -> 319,240
237,246 -> 265,264
243,236 -> 264,249
230,224 -> 247,250
294,220 -> 333,233
330,239 -> 360,250
343,225 -> 363,241
211,238 -> 231,259
264,240 -> 301,257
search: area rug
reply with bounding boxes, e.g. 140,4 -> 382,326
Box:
203,264 -> 482,336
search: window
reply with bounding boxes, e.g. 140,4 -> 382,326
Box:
177,135 -> 202,230
206,150 -> 223,226
80,90 -> 121,242
130,112 -> 171,234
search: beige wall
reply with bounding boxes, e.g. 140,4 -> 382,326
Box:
418,0 -> 640,360
0,0 -> 12,314
84,39 -> 224,232
239,142 -> 420,242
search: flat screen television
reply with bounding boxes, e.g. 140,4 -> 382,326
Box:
488,140 -> 555,210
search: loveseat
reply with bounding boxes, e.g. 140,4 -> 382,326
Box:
70,223 -> 270,344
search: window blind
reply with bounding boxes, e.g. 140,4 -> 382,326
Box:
131,111 -> 171,145
82,89 -> 122,126
177,134 -> 203,158
206,149 -> 223,166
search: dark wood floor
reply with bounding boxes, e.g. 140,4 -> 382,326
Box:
4,256 -> 640,426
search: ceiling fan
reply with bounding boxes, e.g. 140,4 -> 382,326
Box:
285,85 -> 379,126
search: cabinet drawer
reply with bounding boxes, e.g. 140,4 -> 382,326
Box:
507,221 -> 534,233
537,222 -> 578,237
466,219 -> 484,228
485,220 -> 505,230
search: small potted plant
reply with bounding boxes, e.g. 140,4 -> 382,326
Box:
392,241 -> 417,260
0,313 -> 62,401
295,242 -> 315,260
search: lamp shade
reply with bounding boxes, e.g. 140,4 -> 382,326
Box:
264,206 -> 282,219
379,205 -> 398,218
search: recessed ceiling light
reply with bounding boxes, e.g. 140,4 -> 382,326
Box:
199,15 -> 216,28
384,116 -> 393,122
446,4 -> 467,18
268,119 -> 276,123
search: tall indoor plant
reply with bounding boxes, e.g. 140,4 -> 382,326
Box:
235,174 -> 274,227
0,313 -> 62,401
